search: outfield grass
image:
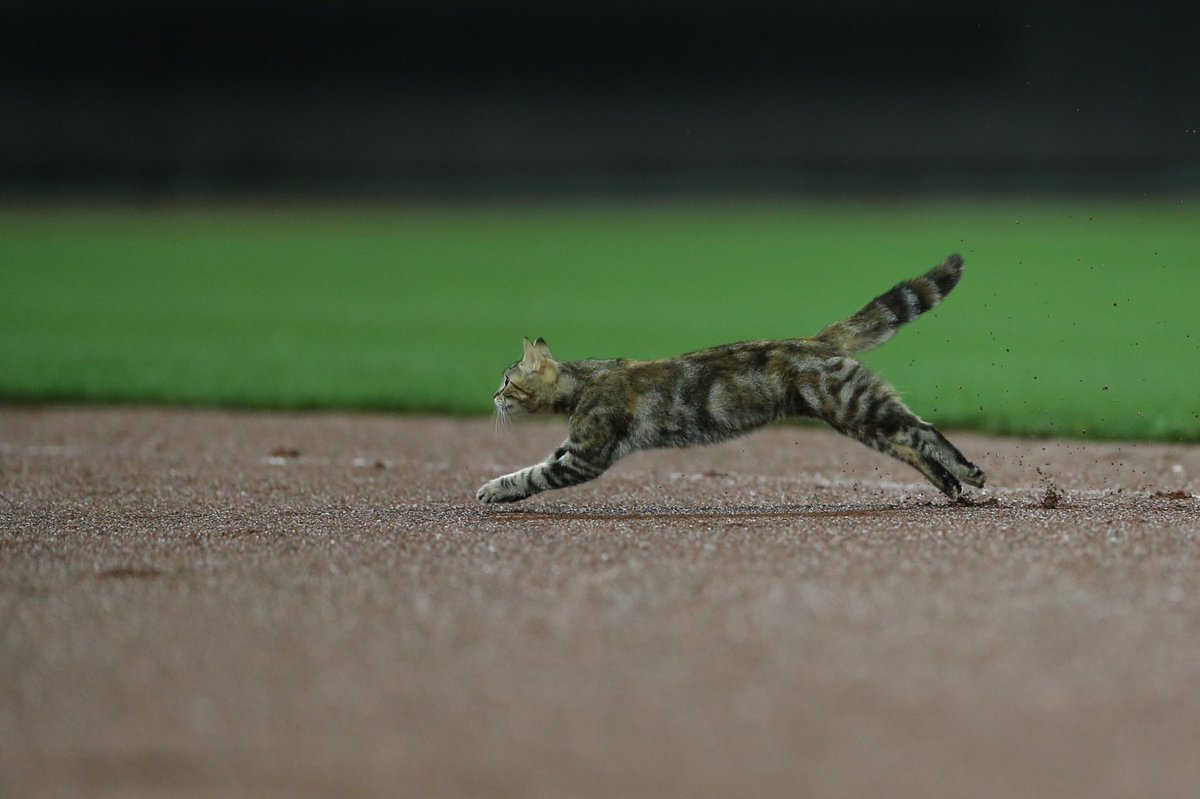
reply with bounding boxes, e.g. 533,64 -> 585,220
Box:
1,201 -> 1197,441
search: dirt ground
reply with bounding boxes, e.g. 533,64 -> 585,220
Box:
2,407 -> 1199,799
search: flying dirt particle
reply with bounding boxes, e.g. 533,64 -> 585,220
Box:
270,447 -> 301,458
1040,486 -> 1065,509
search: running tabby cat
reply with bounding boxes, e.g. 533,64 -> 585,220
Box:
478,253 -> 985,504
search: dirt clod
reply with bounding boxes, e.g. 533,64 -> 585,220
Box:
1152,489 -> 1193,500
92,566 -> 167,580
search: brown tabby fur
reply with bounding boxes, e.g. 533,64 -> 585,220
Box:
478,254 -> 985,504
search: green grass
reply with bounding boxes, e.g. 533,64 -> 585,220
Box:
1,201 -> 1198,441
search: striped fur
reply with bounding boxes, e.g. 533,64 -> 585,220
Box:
815,253 -> 963,353
477,254 -> 984,504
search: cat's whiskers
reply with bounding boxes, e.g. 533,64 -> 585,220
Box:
493,405 -> 511,435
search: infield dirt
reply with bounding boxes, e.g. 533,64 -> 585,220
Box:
3,408 -> 1200,798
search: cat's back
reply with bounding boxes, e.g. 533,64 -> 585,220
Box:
652,338 -> 840,383
577,338 -> 835,390
570,338 -> 839,443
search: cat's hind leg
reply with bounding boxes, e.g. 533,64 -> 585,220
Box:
813,358 -> 985,499
916,425 -> 986,489
869,424 -> 988,500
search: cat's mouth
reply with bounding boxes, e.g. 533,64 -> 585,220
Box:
495,396 -> 522,415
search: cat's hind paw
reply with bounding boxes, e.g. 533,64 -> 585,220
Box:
477,477 -> 527,504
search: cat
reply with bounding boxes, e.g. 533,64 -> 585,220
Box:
477,253 -> 985,504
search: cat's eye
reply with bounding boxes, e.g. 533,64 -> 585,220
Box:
502,377 -> 510,387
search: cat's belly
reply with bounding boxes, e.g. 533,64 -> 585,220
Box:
619,375 -> 785,452
633,405 -> 777,450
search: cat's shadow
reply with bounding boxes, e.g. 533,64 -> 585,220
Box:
483,501 -> 967,522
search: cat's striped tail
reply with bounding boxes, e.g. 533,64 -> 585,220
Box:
814,253 -> 964,354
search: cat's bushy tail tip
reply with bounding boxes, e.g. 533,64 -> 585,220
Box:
923,253 -> 965,298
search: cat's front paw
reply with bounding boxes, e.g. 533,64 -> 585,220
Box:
477,477 -> 527,504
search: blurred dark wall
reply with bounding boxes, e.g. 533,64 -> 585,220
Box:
3,0 -> 1198,196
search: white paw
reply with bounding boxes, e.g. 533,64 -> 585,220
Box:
477,477 -> 525,504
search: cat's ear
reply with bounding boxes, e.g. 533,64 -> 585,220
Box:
533,337 -> 555,361
521,337 -> 541,368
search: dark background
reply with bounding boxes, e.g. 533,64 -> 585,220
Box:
3,0 -> 1198,198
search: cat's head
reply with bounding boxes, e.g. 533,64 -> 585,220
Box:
493,337 -> 561,415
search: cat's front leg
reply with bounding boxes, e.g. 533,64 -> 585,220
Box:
476,468 -> 539,504
477,446 -> 609,504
